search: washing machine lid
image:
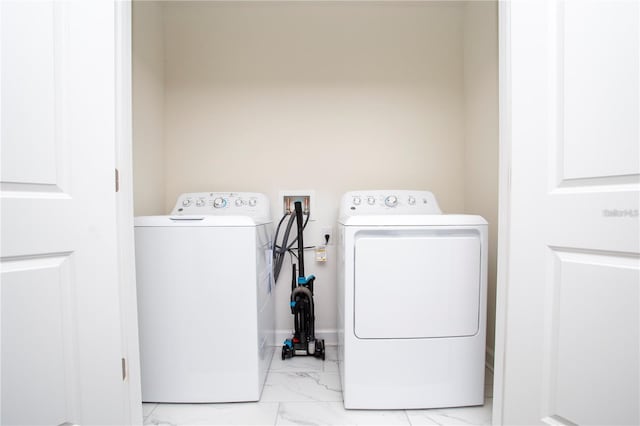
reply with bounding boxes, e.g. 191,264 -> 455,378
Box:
340,214 -> 487,227
134,215 -> 267,227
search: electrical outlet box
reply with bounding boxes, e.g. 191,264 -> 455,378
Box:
280,190 -> 314,216
315,246 -> 327,262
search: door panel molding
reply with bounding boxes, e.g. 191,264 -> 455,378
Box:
551,176 -> 640,192
1,253 -> 80,425
0,182 -> 71,199
551,0 -> 640,187
551,1 -> 640,190
543,247 -> 639,425
1,2 -> 72,193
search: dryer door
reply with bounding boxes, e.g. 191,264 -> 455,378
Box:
353,228 -> 482,339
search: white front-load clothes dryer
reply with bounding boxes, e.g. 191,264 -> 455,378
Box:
337,190 -> 488,409
135,192 -> 274,403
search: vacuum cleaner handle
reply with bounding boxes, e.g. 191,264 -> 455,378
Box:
291,263 -> 297,292
294,201 -> 305,278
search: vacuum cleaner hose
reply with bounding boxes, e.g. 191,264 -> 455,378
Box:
273,212 -> 296,283
272,201 -> 311,283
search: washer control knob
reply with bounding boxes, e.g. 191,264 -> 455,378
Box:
182,198 -> 192,207
248,198 -> 257,207
213,197 -> 227,208
235,198 -> 244,207
367,196 -> 376,205
385,195 -> 398,207
352,196 -> 361,206
408,196 -> 416,205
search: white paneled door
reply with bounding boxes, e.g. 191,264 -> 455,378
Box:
496,0 -> 640,425
1,1 -> 127,425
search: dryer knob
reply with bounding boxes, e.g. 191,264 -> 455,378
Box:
248,198 -> 257,207
367,196 -> 376,205
196,198 -> 205,207
385,195 -> 398,207
235,198 -> 244,207
408,196 -> 416,205
352,196 -> 362,206
182,198 -> 192,207
213,197 -> 227,208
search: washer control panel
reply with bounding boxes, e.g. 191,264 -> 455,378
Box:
341,190 -> 442,215
171,192 -> 269,218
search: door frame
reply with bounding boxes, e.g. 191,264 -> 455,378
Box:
115,1 -> 143,424
112,1 -> 513,423
493,0 -> 511,424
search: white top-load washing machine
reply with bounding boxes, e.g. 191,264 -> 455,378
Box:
135,192 -> 274,403
337,190 -> 488,409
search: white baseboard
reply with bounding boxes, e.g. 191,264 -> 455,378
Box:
275,329 -> 337,346
486,347 -> 495,373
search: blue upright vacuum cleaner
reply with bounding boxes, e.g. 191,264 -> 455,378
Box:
276,201 -> 325,361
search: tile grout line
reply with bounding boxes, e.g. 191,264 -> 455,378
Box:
273,402 -> 280,426
144,403 -> 158,423
403,409 -> 413,426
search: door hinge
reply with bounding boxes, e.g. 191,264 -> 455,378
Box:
115,168 -> 120,192
121,357 -> 127,381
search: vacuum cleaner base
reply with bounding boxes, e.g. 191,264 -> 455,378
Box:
282,338 -> 325,360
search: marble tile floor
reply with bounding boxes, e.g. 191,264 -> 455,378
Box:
143,346 -> 493,426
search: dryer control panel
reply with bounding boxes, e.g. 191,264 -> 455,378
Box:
171,192 -> 270,219
340,190 -> 442,215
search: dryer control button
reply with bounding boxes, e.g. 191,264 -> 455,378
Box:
182,198 -> 192,207
196,198 -> 205,207
385,195 -> 398,207
352,196 -> 361,206
213,197 -> 227,208
408,196 -> 416,205
367,196 -> 376,205
235,198 -> 244,207
248,198 -> 257,207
